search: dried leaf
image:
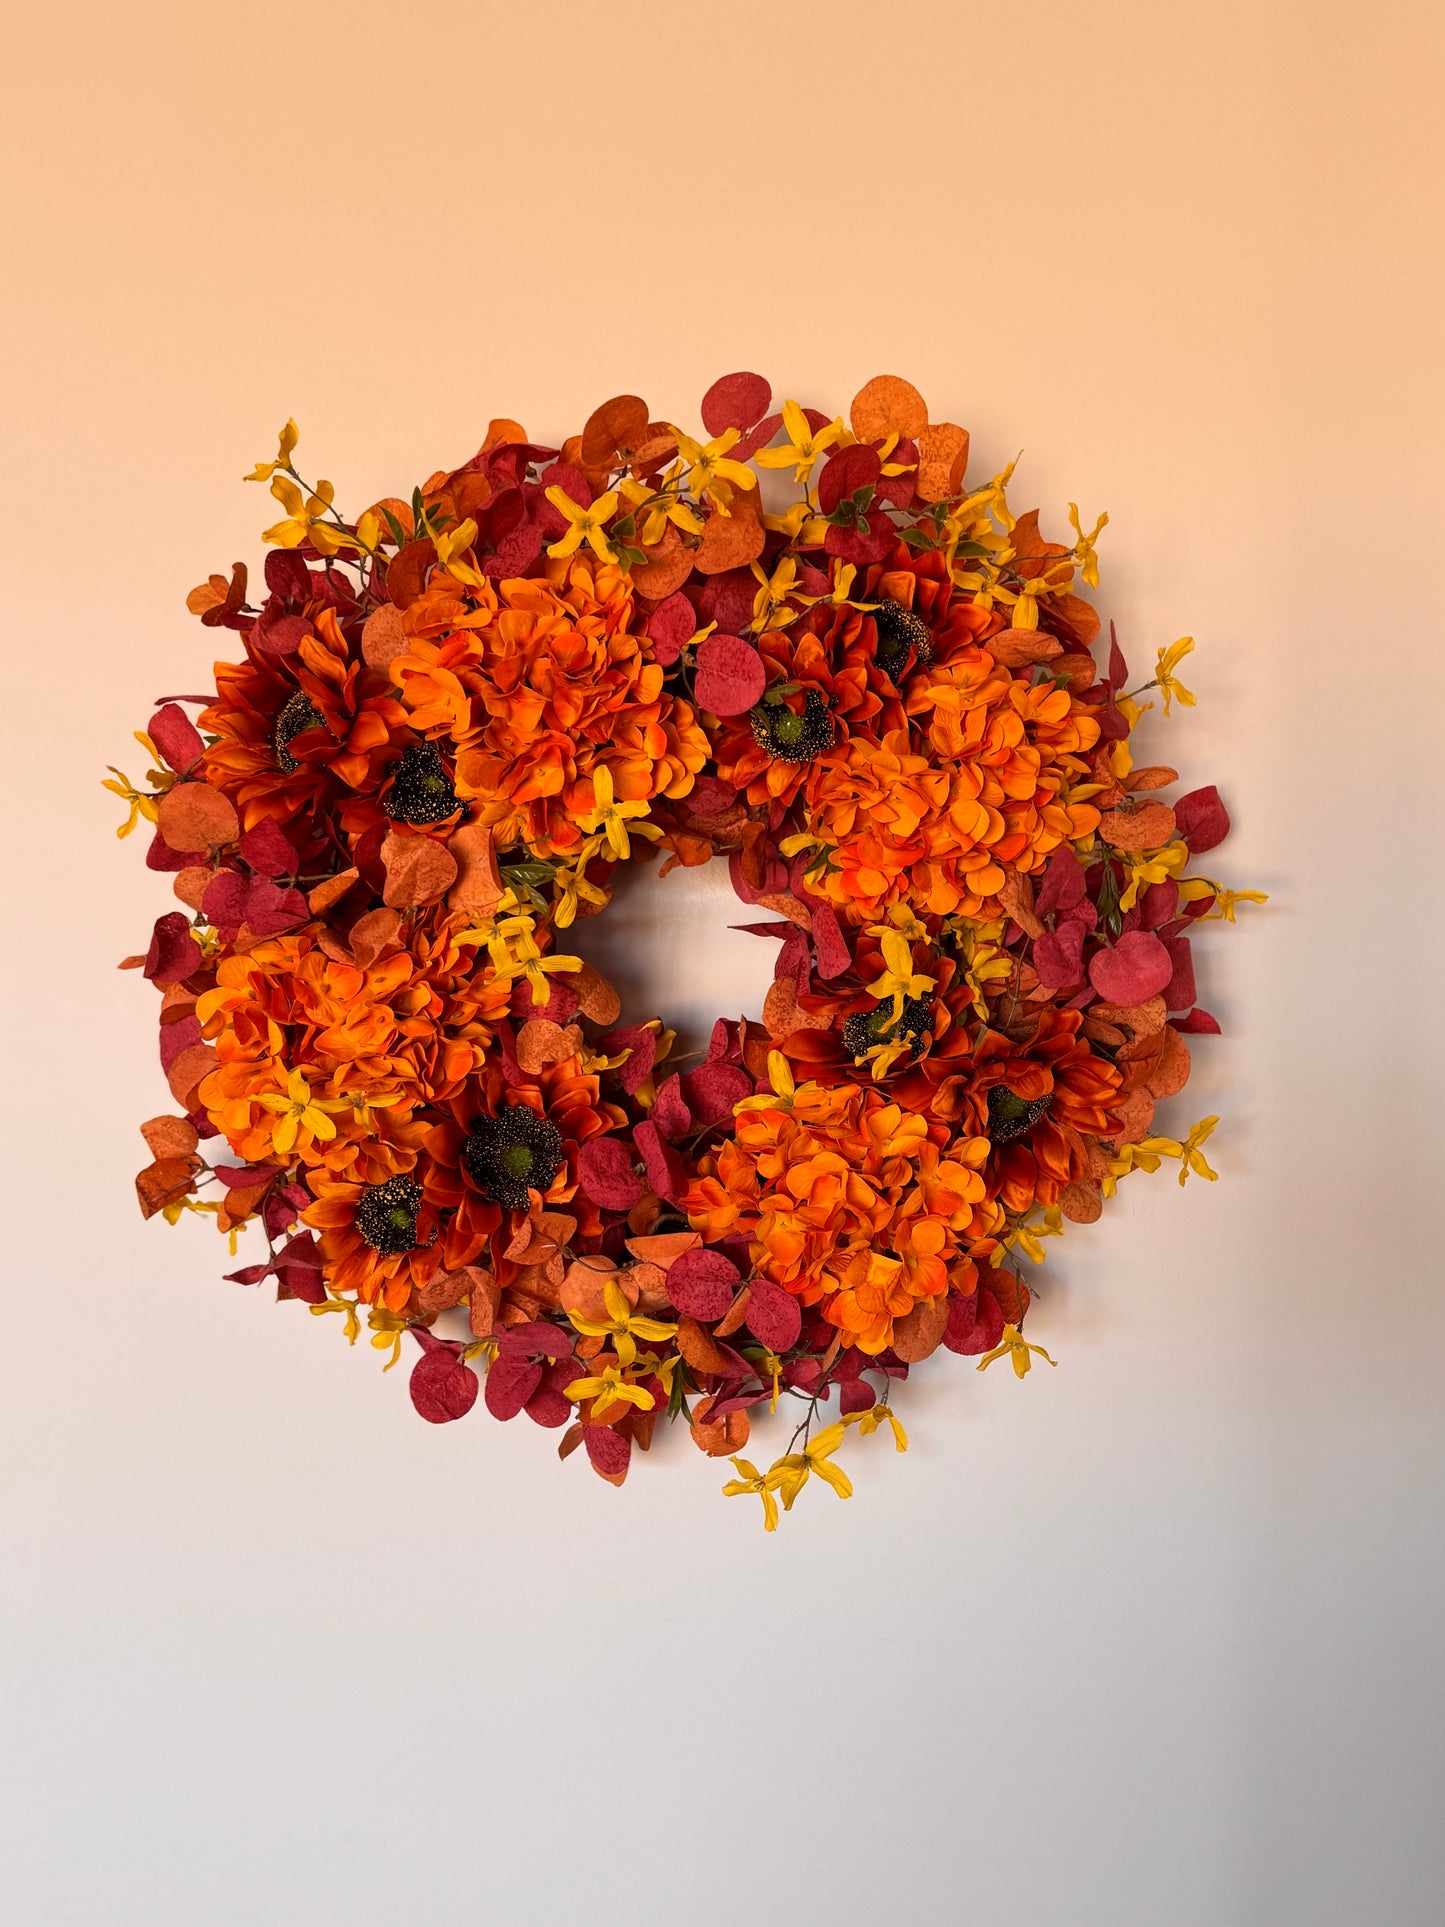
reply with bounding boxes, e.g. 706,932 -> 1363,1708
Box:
580,394 -> 649,468
361,604 -> 408,669
1098,800 -> 1177,852
571,959 -> 621,1026
915,422 -> 969,502
989,628 -> 1064,669
516,1019 -> 583,1075
891,1295 -> 950,1362
850,374 -> 928,443
628,522 -> 693,599
1058,1180 -> 1103,1224
307,867 -> 360,915
140,1115 -> 199,1160
690,1395 -> 750,1456
346,908 -> 401,968
157,782 -> 238,854
674,1316 -> 736,1378
692,491 -> 765,575
381,830 -> 457,907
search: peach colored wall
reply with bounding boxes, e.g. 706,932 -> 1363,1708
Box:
3,4 -> 1443,1923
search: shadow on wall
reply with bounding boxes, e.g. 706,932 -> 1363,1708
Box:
562,855 -> 777,1060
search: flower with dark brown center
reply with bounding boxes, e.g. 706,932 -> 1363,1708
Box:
842,992 -> 935,1061
462,1106 -> 563,1211
986,1085 -> 1054,1146
749,688 -> 835,765
385,741 -> 458,824
272,692 -> 325,773
355,1174 -> 424,1254
872,600 -> 933,682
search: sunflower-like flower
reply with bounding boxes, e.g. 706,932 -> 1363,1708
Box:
423,1055 -> 623,1274
201,608 -> 412,832
891,1007 -> 1125,1215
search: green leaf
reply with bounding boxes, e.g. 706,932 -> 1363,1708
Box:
382,508 -> 407,550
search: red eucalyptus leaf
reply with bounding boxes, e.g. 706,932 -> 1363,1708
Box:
664,1247 -> 739,1321
694,635 -> 767,717
1174,785 -> 1230,854
575,1136 -> 643,1212
146,703 -> 205,774
239,818 -> 298,877
1088,930 -> 1173,1005
484,1356 -> 543,1422
743,1279 -> 802,1351
410,1349 -> 480,1424
633,1119 -> 687,1203
701,371 -> 771,437
144,912 -> 203,985
942,1288 -> 1006,1356
583,1425 -> 631,1480
680,1062 -> 751,1127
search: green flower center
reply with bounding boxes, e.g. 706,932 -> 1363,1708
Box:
355,1175 -> 424,1255
462,1106 -> 563,1211
986,1085 -> 1054,1146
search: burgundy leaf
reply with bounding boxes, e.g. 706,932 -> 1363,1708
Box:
410,1348 -> 480,1424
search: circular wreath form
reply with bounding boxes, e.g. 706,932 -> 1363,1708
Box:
114,372 -> 1264,1525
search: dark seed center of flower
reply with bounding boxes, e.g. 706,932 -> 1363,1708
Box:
986,1085 -> 1053,1146
385,742 -> 458,824
873,600 -> 933,681
462,1106 -> 563,1212
355,1175 -> 423,1255
750,688 -> 835,765
842,993 -> 934,1061
272,692 -> 324,774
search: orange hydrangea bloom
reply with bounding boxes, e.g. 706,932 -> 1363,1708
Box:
390,554 -> 709,858
685,1074 -> 999,1355
799,659 -> 1102,925
195,914 -> 513,1187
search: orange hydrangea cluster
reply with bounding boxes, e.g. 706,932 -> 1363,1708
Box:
685,1063 -> 999,1355
113,372 -> 1262,1523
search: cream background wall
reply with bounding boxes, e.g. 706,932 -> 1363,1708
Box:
2,4 -> 1442,1923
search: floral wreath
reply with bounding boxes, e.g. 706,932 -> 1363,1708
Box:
112,373 -> 1265,1526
